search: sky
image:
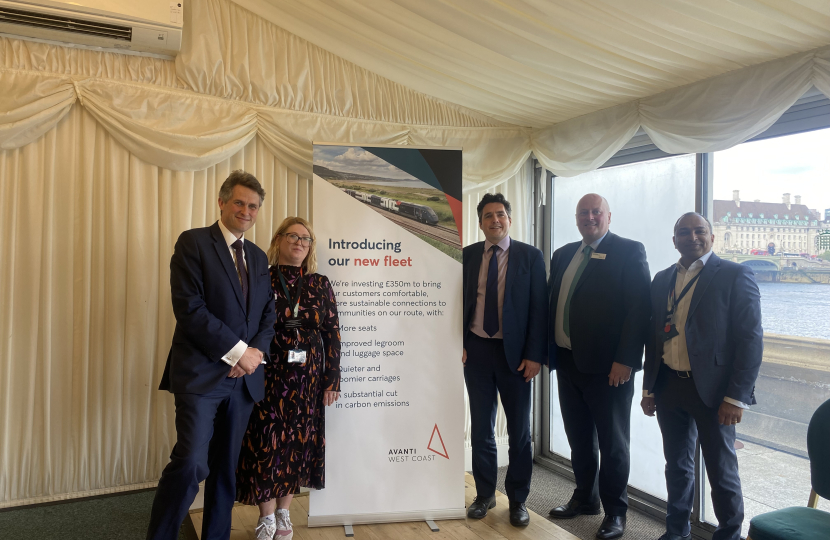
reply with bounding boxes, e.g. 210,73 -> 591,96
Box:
713,127 -> 830,215
313,145 -> 417,181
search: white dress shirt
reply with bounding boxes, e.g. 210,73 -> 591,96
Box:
644,250 -> 747,409
554,232 -> 608,350
217,219 -> 249,367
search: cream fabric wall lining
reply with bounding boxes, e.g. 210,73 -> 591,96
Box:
0,67 -> 532,186
5,43 -> 830,186
0,37 -> 179,87
232,0 -> 830,128
178,0 -> 509,129
0,104 -> 311,507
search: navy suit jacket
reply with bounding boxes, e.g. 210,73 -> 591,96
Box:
159,222 -> 276,402
643,254 -> 763,408
463,239 -> 548,373
548,232 -> 651,373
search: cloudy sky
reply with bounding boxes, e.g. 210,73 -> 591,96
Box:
314,145 -> 418,180
714,127 -> 830,215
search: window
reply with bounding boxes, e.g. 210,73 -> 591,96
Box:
709,127 -> 830,536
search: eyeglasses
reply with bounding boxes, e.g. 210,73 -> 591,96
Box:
577,209 -> 604,218
283,233 -> 313,246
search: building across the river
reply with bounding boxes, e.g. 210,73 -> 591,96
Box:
713,192 -> 823,255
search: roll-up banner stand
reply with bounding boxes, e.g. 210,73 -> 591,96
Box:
309,144 -> 465,526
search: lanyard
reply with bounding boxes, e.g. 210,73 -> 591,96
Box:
276,265 -> 304,319
667,266 -> 702,318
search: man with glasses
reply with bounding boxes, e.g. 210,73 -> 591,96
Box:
147,170 -> 276,540
641,212 -> 762,540
547,193 -> 651,540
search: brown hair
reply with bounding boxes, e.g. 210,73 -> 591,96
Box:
218,170 -> 266,205
477,192 -> 511,223
267,216 -> 318,273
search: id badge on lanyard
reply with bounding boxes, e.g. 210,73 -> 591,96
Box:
662,268 -> 700,342
278,266 -> 307,365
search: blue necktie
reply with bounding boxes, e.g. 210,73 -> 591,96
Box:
483,245 -> 500,337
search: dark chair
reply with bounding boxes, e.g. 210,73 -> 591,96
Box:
747,398 -> 830,540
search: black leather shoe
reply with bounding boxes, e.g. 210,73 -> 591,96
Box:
548,498 -> 602,519
596,515 -> 626,539
509,500 -> 530,527
466,495 -> 496,519
657,533 -> 691,540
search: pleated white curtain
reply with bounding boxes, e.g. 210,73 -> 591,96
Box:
6,0 -> 830,187
533,46 -> 830,177
0,105 -> 310,507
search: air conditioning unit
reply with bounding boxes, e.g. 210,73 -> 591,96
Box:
0,0 -> 183,57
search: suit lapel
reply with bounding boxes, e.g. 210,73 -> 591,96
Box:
574,232 -> 615,294
504,240 -> 518,310
244,240 -> 257,312
211,223 -> 246,312
687,254 -> 721,321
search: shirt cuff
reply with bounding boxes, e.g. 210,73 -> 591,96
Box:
723,397 -> 749,409
221,340 -> 248,367
642,390 -> 655,398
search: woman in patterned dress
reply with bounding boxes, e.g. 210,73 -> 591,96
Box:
236,216 -> 341,540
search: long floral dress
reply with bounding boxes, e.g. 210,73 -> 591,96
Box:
236,265 -> 341,503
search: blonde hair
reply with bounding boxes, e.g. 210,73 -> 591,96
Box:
267,216 -> 318,273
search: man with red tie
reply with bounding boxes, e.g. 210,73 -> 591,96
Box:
147,171 -> 276,540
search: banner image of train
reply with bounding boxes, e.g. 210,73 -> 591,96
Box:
312,146 -> 461,261
346,189 -> 438,224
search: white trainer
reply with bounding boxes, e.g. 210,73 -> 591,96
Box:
275,509 -> 294,540
255,516 -> 277,540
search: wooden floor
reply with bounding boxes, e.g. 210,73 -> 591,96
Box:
191,474 -> 580,540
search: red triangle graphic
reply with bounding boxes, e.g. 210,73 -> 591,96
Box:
427,423 -> 449,459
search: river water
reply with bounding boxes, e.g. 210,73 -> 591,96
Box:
759,282 -> 830,340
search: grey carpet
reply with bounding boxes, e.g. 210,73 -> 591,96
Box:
0,490 -> 191,540
495,465 -> 668,540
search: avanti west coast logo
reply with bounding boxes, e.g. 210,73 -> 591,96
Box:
388,423 -> 449,462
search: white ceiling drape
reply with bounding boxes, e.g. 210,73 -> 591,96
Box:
235,0 -> 830,128
4,0 -> 830,186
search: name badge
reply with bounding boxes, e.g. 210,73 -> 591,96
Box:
287,349 -> 307,364
591,252 -> 606,260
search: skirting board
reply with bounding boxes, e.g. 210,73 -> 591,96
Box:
307,508 -> 466,527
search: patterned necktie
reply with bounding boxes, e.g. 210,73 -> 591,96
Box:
231,239 -> 248,307
483,245 -> 500,337
563,245 -> 593,338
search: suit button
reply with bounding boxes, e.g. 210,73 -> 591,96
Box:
246,317 -> 250,322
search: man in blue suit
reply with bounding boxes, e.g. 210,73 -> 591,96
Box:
462,193 -> 547,527
641,212 -> 762,540
547,194 -> 651,540
147,171 -> 277,540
